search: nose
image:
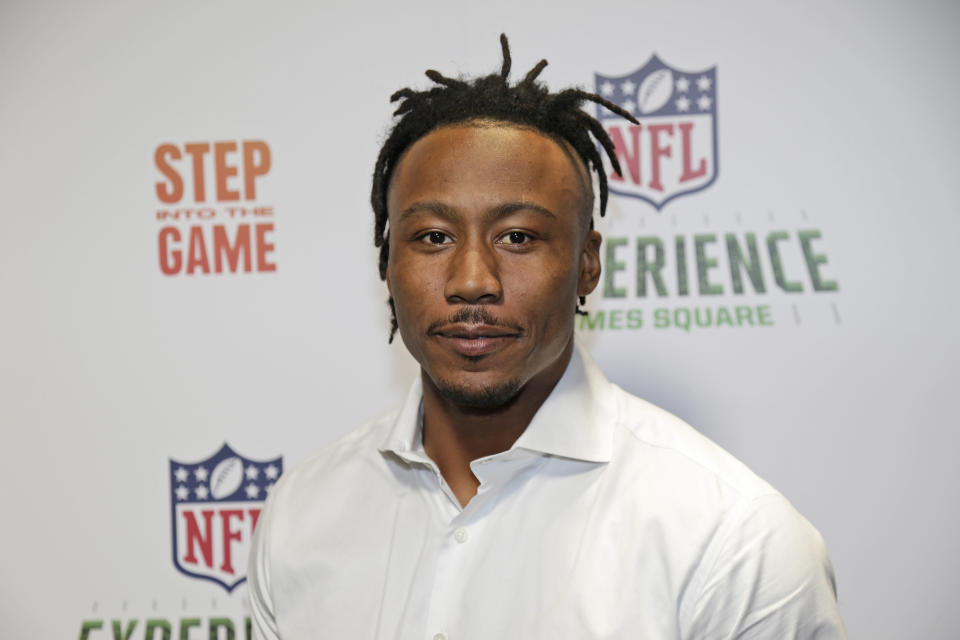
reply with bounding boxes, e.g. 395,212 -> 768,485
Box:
444,241 -> 503,304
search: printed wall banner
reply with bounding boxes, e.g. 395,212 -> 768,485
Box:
3,5 -> 957,638
596,56 -> 718,209
169,444 -> 282,592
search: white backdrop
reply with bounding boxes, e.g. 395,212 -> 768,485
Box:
1,0 -> 958,637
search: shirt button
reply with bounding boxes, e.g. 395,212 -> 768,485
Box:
433,634 -> 447,640
453,527 -> 468,544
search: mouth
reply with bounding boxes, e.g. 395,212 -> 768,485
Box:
430,323 -> 521,358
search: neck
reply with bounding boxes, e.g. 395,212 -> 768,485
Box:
421,337 -> 574,507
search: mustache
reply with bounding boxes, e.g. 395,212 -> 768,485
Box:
426,307 -> 523,335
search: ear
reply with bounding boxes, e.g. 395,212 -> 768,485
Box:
578,230 -> 602,297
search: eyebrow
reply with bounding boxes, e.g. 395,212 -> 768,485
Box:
397,200 -> 558,224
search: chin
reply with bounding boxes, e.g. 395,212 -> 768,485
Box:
434,376 -> 524,410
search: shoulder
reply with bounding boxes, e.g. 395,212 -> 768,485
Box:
609,384 -> 777,501
246,410 -> 400,639
600,384 -> 844,637
265,408 -> 399,516
683,491 -> 844,638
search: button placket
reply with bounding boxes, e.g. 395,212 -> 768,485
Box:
422,512 -> 474,640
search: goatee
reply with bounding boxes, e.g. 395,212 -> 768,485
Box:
435,378 -> 524,410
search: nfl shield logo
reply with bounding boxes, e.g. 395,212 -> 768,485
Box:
169,443 -> 282,592
595,56 -> 718,210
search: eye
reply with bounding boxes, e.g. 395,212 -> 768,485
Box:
498,230 -> 532,245
419,231 -> 452,245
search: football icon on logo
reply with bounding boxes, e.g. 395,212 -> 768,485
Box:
637,67 -> 674,114
210,456 -> 244,499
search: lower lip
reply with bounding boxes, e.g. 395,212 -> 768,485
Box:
436,335 -> 515,357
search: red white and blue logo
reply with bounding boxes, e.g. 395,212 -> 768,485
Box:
169,443 -> 282,592
596,56 -> 718,210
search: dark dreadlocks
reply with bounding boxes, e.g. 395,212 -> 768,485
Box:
371,34 -> 639,342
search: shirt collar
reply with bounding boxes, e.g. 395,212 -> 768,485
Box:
378,339 -> 617,464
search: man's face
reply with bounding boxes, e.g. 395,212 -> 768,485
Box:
386,122 -> 601,408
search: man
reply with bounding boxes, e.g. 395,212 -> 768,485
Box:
248,36 -> 846,639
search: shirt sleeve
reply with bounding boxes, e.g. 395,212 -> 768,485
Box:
248,489 -> 282,640
684,493 -> 848,640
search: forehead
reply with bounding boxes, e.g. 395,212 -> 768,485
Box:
387,122 -> 590,220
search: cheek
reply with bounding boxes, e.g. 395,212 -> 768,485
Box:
504,258 -> 579,319
388,259 -> 442,325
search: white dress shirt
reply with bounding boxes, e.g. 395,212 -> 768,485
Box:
248,343 -> 846,639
